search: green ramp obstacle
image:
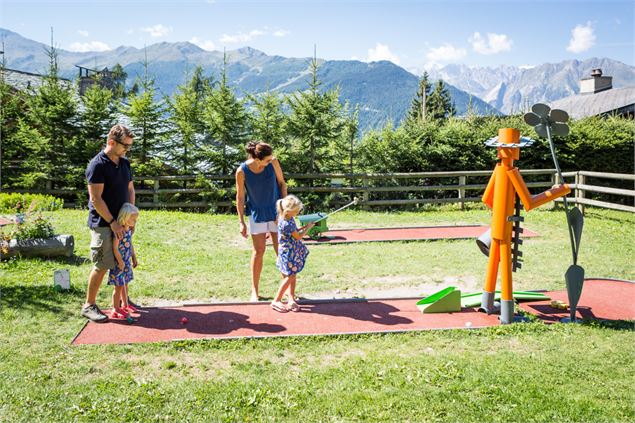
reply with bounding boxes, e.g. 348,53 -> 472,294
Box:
460,291 -> 550,308
417,287 -> 462,313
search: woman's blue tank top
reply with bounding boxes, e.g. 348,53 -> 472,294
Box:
241,161 -> 280,222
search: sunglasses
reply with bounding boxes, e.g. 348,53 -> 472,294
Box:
115,139 -> 133,151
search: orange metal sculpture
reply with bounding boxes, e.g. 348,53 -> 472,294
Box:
480,128 -> 571,324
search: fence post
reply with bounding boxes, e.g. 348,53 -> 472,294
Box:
576,172 -> 585,215
362,177 -> 370,210
458,175 -> 466,210
551,172 -> 559,210
153,179 -> 160,205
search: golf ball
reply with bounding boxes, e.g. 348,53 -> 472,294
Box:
465,321 -> 472,328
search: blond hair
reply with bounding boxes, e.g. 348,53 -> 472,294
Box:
117,202 -> 139,226
276,195 -> 303,220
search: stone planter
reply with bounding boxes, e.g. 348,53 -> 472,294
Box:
1,234 -> 74,259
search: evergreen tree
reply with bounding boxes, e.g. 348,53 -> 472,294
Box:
78,80 -> 117,164
406,71 -> 432,124
0,52 -> 29,189
248,87 -> 286,146
122,52 -> 168,174
15,33 -> 79,187
343,103 -> 360,173
110,63 -> 128,100
165,67 -> 208,173
286,55 -> 346,173
427,79 -> 456,120
201,53 -> 249,174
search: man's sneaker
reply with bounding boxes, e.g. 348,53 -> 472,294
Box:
81,304 -> 109,323
127,298 -> 141,309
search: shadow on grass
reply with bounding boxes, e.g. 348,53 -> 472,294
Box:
1,254 -> 90,266
580,318 -> 635,331
0,284 -> 84,314
585,209 -> 635,225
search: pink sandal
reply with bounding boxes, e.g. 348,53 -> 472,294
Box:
125,304 -> 139,313
110,310 -> 125,319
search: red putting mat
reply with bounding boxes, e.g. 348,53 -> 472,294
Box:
267,225 -> 538,245
518,278 -> 635,322
72,279 -> 632,345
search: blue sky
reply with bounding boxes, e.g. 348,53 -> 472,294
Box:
1,0 -> 633,72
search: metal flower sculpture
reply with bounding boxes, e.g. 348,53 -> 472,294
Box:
524,103 -> 584,323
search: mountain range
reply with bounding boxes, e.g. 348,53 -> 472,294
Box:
427,59 -> 635,114
2,28 -> 634,131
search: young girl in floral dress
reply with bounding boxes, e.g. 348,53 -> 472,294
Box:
108,202 -> 139,318
271,195 -> 314,312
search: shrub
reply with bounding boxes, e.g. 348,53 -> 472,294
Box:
0,193 -> 64,213
11,214 -> 56,240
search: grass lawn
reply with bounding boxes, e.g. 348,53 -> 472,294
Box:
1,206 -> 633,421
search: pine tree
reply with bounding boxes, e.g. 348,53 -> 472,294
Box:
0,49 -> 29,189
78,80 -> 117,164
406,71 -> 432,124
343,103 -> 360,173
427,79 -> 456,120
200,53 -> 249,174
165,67 -> 208,173
122,52 -> 168,174
16,31 -> 79,187
286,54 -> 346,173
248,87 -> 286,146
110,63 -> 128,100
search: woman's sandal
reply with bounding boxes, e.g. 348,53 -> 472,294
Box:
271,302 -> 288,313
287,302 -> 300,312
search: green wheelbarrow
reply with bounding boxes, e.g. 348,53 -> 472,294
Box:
297,197 -> 360,241
298,213 -> 329,240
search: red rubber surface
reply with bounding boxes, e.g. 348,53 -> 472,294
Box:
72,279 -> 632,345
517,278 -> 635,322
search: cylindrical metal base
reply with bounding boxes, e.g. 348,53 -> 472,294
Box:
478,291 -> 495,314
500,300 -> 515,324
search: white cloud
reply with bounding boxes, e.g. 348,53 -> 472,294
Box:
273,29 -> 290,37
190,36 -> 216,51
220,29 -> 265,44
567,22 -> 596,53
426,43 -> 466,63
77,29 -> 89,37
68,41 -> 111,52
366,42 -> 400,65
141,24 -> 173,38
469,32 -> 513,55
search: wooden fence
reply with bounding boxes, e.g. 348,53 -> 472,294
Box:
5,169 -> 634,214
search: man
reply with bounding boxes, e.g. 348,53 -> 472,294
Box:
80,124 -> 135,322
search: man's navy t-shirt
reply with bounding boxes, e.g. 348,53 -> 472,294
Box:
85,151 -> 132,228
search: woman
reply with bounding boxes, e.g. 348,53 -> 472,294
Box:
236,141 -> 287,301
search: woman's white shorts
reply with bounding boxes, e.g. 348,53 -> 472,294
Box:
249,215 -> 278,235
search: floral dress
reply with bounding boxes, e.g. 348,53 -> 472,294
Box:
276,218 -> 309,276
108,229 -> 134,286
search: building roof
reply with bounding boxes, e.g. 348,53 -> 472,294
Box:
549,86 -> 635,119
2,68 -> 72,92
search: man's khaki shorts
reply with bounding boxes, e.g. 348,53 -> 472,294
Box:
90,227 -> 115,270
